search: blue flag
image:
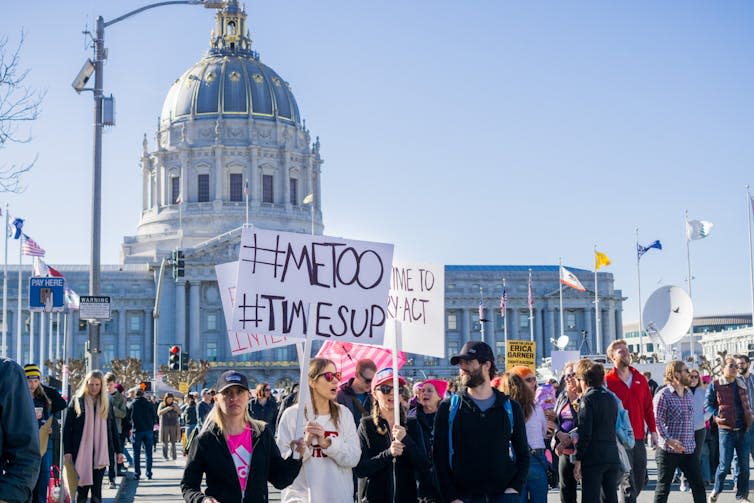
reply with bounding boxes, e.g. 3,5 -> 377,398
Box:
8,217 -> 23,239
637,239 -> 662,259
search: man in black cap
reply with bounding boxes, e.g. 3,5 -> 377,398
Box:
433,341 -> 530,503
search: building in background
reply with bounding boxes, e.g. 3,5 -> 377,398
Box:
2,1 -> 623,387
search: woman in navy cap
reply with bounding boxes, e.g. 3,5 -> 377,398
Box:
181,370 -> 304,503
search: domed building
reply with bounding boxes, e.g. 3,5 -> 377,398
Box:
4,1 -> 626,389
122,0 -> 322,262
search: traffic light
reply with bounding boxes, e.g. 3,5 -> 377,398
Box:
171,250 -> 185,280
748,343 -> 754,360
169,345 -> 181,371
181,351 -> 190,370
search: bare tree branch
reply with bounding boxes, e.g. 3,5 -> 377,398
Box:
0,30 -> 45,193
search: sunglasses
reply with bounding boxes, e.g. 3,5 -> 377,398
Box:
377,385 -> 393,394
564,372 -> 576,379
360,372 -> 373,384
316,371 -> 342,383
690,374 -> 699,379
264,388 -> 271,392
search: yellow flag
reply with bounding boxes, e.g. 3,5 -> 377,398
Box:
595,251 -> 611,270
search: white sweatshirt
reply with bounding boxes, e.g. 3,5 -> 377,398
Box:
276,402 -> 361,503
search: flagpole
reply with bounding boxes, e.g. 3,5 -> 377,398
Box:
558,258 -> 565,339
747,185 -> 754,330
479,287 -> 485,344
30,311 -> 34,364
502,278 -> 508,353
55,312 -> 61,364
636,227 -> 644,358
16,237 -> 22,361
40,311 -> 46,373
684,210 -> 694,358
48,311 -> 53,368
244,180 -> 250,226
2,203 -> 8,358
528,269 -> 534,343
594,245 -> 601,354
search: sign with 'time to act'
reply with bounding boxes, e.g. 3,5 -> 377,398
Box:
231,228 -> 394,345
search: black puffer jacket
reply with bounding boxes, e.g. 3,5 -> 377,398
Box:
181,422 -> 301,503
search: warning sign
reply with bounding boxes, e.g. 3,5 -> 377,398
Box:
506,340 -> 536,370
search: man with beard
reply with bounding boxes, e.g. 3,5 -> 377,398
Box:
652,361 -> 706,503
433,341 -> 529,503
733,354 -> 754,493
605,339 -> 658,503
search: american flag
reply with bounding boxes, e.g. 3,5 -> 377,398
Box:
22,234 -> 45,257
499,288 -> 507,317
244,180 -> 249,197
527,273 -> 534,310
316,341 -> 406,383
478,301 -> 486,322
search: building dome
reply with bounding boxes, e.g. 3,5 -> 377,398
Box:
160,1 -> 300,128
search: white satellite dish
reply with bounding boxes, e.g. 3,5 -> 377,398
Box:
642,286 -> 694,346
556,335 -> 570,350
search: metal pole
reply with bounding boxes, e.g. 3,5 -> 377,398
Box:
502,278 -> 508,353
636,227 -> 644,358
594,245 -> 601,354
747,186 -> 754,330
30,311 -> 34,363
684,210 -> 694,358
55,312 -> 61,363
528,269 -> 534,343
153,258 -> 167,379
87,15 -> 105,371
558,258 -> 564,339
479,287 -> 485,344
16,240 -> 22,361
48,311 -> 53,366
40,311 -> 46,372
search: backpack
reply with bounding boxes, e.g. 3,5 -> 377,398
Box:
447,393 -> 514,468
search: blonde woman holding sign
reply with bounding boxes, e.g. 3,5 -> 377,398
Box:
276,358 -> 361,503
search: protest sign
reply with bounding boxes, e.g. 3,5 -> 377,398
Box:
216,261 -> 304,355
231,228 -> 394,344
506,340 -> 536,370
383,262 -> 445,357
550,350 -> 580,376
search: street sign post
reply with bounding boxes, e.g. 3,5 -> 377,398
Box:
79,296 -> 111,321
29,277 -> 66,312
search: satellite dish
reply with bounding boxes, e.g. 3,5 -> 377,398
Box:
556,335 -> 570,350
642,286 -> 693,346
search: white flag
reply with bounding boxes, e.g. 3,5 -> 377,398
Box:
302,193 -> 314,205
686,219 -> 713,240
560,266 -> 586,292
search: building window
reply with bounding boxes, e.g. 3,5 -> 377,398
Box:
447,313 -> 457,330
128,343 -> 141,359
103,343 -> 116,364
206,341 -> 218,361
198,174 -> 210,202
207,313 -> 217,331
496,341 -> 506,364
424,357 -> 439,367
290,178 -> 298,205
171,177 -> 180,204
229,173 -> 243,202
447,341 -> 460,361
566,312 -> 577,330
128,313 -> 141,332
519,311 -> 529,330
646,343 -> 654,353
262,175 -> 274,203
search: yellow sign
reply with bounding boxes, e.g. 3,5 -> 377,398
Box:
506,340 -> 536,370
178,382 -> 189,394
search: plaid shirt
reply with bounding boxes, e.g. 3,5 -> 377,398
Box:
653,385 -> 695,453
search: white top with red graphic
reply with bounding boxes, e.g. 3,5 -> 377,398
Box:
226,425 -> 253,494
275,403 -> 361,503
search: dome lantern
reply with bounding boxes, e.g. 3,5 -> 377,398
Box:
209,0 -> 254,57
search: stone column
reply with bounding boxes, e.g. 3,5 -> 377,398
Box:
142,165 -> 150,211
584,307 -> 594,352
189,282 -> 201,358
534,308 -> 544,360
607,302 -> 616,346
155,164 -> 163,207
145,310 -> 153,368
249,147 -> 257,208
214,147 -> 224,202
615,306 -> 623,341
175,281 -> 187,349
282,150 -> 291,209
547,307 -> 555,347
118,309 -> 127,359
512,309 -> 520,340
463,309 -> 471,344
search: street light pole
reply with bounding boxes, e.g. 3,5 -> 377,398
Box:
80,0 -> 208,371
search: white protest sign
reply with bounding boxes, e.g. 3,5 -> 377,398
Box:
231,228 -> 394,344
384,262 -> 445,357
216,261 -> 304,355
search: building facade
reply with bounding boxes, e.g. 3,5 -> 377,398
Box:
1,1 -> 624,387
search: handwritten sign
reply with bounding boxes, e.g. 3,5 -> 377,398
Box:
383,262 -> 445,357
506,340 -> 536,370
231,228 -> 394,344
216,261 -> 304,355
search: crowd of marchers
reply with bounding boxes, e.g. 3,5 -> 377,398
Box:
1,339 -> 752,503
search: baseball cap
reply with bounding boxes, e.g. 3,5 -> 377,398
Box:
215,370 -> 249,393
449,341 -> 495,365
371,367 -> 406,393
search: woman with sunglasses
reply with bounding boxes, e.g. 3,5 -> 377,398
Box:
181,370 -> 304,503
676,369 -> 710,491
500,370 -> 549,503
354,368 -> 431,502
551,361 -> 581,503
276,358 -> 361,503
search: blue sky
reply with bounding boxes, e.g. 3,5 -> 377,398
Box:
2,1 -> 754,324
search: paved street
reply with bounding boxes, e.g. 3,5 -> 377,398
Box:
102,445 -> 751,503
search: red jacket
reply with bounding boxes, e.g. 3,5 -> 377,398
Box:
605,366 -> 656,440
